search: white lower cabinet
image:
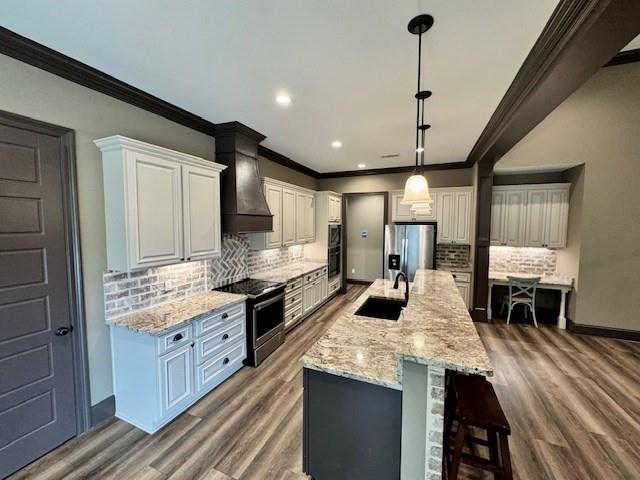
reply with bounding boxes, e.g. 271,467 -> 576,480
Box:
110,301 -> 246,434
290,267 -> 330,325
451,271 -> 471,310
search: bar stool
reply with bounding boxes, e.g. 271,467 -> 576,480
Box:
447,373 -> 513,480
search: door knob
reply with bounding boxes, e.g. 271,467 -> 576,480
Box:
55,326 -> 73,336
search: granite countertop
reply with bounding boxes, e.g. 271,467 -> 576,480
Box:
252,261 -> 328,283
489,270 -> 574,289
107,290 -> 247,335
301,269 -> 492,390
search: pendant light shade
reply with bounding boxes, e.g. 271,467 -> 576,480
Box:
401,174 -> 433,204
402,14 -> 434,206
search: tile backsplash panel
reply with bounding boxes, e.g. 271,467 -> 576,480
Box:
104,234 -> 307,319
489,246 -> 557,274
435,244 -> 470,267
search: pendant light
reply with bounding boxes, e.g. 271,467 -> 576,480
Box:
401,14 -> 434,211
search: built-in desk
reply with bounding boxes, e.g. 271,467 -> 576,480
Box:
488,271 -> 574,329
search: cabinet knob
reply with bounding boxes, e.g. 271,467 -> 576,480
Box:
180,258 -> 185,261
190,341 -> 195,347
222,333 -> 229,341
173,333 -> 183,342
222,313 -> 228,319
223,357 -> 230,365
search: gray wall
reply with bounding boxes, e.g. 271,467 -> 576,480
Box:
258,156 -> 318,190
318,168 -> 473,193
0,54 -> 214,405
497,62 -> 640,331
346,194 -> 385,282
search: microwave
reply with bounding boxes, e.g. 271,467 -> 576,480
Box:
328,224 -> 341,248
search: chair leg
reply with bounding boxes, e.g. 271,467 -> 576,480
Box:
488,429 -> 500,480
448,423 -> 467,480
531,304 -> 539,328
506,302 -> 512,325
499,433 -> 513,480
524,304 -> 528,320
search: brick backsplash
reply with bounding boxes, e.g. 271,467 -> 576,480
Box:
104,234 -> 308,319
489,246 -> 557,274
435,244 -> 470,267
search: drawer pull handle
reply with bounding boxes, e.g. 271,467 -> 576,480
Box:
222,313 -> 229,319
223,357 -> 230,365
173,333 -> 183,342
222,333 -> 229,341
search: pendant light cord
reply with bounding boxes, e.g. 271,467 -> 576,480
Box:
415,31 -> 422,172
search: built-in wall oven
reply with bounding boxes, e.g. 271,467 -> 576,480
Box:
328,225 -> 342,278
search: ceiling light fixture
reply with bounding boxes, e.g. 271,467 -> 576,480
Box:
358,163 -> 366,168
275,94 -> 292,105
401,14 -> 434,213
331,140 -> 342,149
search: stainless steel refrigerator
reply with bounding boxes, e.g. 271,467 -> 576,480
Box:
384,223 -> 436,282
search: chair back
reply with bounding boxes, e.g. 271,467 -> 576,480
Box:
507,276 -> 540,302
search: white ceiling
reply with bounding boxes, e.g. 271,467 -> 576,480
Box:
0,0 -> 559,173
623,35 -> 640,51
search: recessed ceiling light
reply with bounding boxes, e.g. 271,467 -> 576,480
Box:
331,140 -> 342,149
358,163 -> 366,169
275,94 -> 292,105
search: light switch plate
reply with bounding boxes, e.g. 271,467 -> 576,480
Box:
164,280 -> 173,291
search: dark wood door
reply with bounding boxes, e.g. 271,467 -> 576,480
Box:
0,120 -> 77,477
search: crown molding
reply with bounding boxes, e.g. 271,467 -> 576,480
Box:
604,48 -> 640,67
467,0 -> 640,166
0,26 -> 216,136
316,162 -> 469,179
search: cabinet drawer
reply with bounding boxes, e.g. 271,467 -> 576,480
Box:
196,317 -> 245,365
313,269 -> 322,279
329,279 -> 340,295
286,277 -> 303,293
321,267 -> 328,276
285,304 -> 303,327
451,272 -> 471,284
305,273 -> 314,283
156,324 -> 193,356
195,301 -> 245,337
285,289 -> 303,308
196,340 -> 246,393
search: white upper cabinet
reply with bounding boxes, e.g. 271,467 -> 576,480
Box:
492,184 -> 570,249
183,165 -> 221,261
264,183 -> 283,249
390,190 -> 437,222
433,187 -> 474,245
282,188 -> 297,246
491,189 -> 526,247
327,194 -> 342,224
95,135 -> 226,271
248,177 -> 316,249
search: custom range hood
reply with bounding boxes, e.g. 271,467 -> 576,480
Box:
215,121 -> 273,233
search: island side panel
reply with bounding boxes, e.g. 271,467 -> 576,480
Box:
400,362 -> 446,480
303,368 -> 402,480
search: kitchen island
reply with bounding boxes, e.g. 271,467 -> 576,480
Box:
301,269 -> 492,480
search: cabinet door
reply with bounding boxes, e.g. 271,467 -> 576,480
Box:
456,284 -> 470,309
490,191 -> 506,246
128,152 -> 183,268
436,191 -> 455,244
525,189 -> 548,247
264,183 -> 283,248
321,276 -> 328,301
296,192 -> 307,244
335,197 -> 342,224
306,194 -> 316,242
282,188 -> 297,246
328,196 -> 337,223
452,191 -> 472,244
303,281 -> 315,314
182,165 -> 221,261
503,190 -> 526,247
159,344 -> 194,415
545,189 -> 568,248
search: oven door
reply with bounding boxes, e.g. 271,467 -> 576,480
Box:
252,292 -> 285,348
328,246 -> 341,278
328,225 -> 341,248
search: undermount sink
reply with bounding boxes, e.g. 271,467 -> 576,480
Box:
354,296 -> 406,321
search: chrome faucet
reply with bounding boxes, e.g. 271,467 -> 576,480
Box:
393,271 -> 409,305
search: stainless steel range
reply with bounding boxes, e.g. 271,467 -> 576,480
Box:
215,278 -> 286,367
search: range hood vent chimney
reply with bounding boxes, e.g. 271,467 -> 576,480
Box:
215,122 -> 273,234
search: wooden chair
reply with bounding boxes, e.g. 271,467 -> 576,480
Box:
447,373 -> 513,480
506,276 -> 540,327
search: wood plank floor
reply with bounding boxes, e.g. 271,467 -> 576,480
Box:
9,285 -> 640,480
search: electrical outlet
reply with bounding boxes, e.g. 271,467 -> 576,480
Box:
164,280 -> 173,291
351,268 -> 355,274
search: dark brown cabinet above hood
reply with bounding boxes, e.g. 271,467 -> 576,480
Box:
215,121 -> 273,234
